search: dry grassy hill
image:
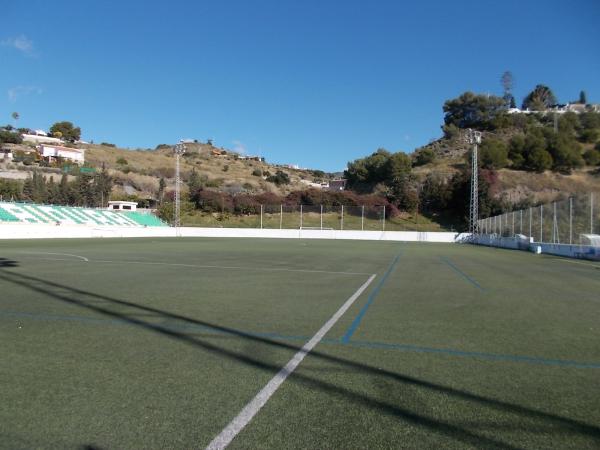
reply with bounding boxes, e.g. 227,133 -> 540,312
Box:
0,141 -> 329,201
82,142 -> 329,200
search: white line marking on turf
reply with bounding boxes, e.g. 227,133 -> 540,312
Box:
90,259 -> 370,276
21,252 -> 89,262
205,273 -> 377,450
550,258 -> 600,269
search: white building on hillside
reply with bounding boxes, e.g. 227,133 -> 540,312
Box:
22,134 -> 63,145
38,144 -> 85,165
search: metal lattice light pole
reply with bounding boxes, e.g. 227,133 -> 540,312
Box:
468,129 -> 482,235
173,141 -> 186,231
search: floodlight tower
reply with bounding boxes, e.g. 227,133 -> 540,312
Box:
173,141 -> 186,231
468,129 -> 482,235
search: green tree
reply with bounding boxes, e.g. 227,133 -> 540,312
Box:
345,148 -> 391,188
187,168 -> 203,207
0,179 -> 22,201
384,152 -> 412,183
479,139 -> 508,169
547,132 -> 583,173
522,85 -> 557,111
522,130 -> 553,172
157,177 -> 166,204
420,173 -> 450,215
49,121 -> 81,142
508,135 -> 526,169
413,147 -> 436,166
22,177 -> 34,201
46,176 -> 60,204
93,165 -> 113,207
443,92 -> 507,129
386,173 -> 418,212
579,90 -> 587,104
58,173 -> 71,205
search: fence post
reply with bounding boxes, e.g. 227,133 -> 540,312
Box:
280,204 -> 283,229
382,205 -> 385,231
361,205 -> 364,231
320,204 -> 323,230
591,192 -> 595,234
512,211 -> 515,236
300,204 -> 303,229
341,205 -> 344,230
540,204 -> 543,243
260,204 -> 263,229
529,207 -> 532,239
552,202 -> 557,243
520,209 -> 523,235
569,197 -> 572,245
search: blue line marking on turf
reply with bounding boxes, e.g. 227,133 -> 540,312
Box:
341,253 -> 401,343
341,339 -> 600,369
439,256 -> 485,291
2,310 -> 600,369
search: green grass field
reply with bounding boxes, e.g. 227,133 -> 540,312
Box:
1,238 -> 599,449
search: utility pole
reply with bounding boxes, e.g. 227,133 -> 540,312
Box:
173,141 -> 186,232
468,129 -> 482,236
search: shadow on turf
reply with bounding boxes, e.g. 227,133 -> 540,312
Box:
2,268 -> 599,449
0,258 -> 18,268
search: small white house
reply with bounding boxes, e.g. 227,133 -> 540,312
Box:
107,201 -> 137,211
39,144 -> 85,165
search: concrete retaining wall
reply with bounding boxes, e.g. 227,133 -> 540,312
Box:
0,223 -> 468,243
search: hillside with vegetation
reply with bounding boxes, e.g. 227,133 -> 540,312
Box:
344,81 -> 600,229
2,78 -> 600,231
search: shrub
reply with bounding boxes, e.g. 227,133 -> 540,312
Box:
116,157 -> 128,165
0,129 -> 23,144
251,168 -> 263,177
266,170 -> 290,185
583,149 -> 600,166
413,148 -> 436,166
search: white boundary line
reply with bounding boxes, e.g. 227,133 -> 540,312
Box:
89,259 -> 370,276
206,273 -> 377,450
550,258 -> 600,269
20,252 -> 89,262
14,254 -> 371,276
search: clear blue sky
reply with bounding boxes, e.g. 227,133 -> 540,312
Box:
2,0 -> 599,171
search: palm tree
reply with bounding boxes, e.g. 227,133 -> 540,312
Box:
11,112 -> 19,128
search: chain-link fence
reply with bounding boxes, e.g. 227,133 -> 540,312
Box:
180,204 -> 441,231
477,193 -> 598,245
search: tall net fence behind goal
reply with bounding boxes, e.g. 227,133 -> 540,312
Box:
478,192 -> 599,246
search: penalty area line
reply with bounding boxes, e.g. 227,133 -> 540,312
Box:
205,273 -> 377,450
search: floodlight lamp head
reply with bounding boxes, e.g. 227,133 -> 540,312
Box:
174,141 -> 186,155
466,129 -> 482,144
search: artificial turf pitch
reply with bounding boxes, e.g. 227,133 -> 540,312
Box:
0,238 -> 599,449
